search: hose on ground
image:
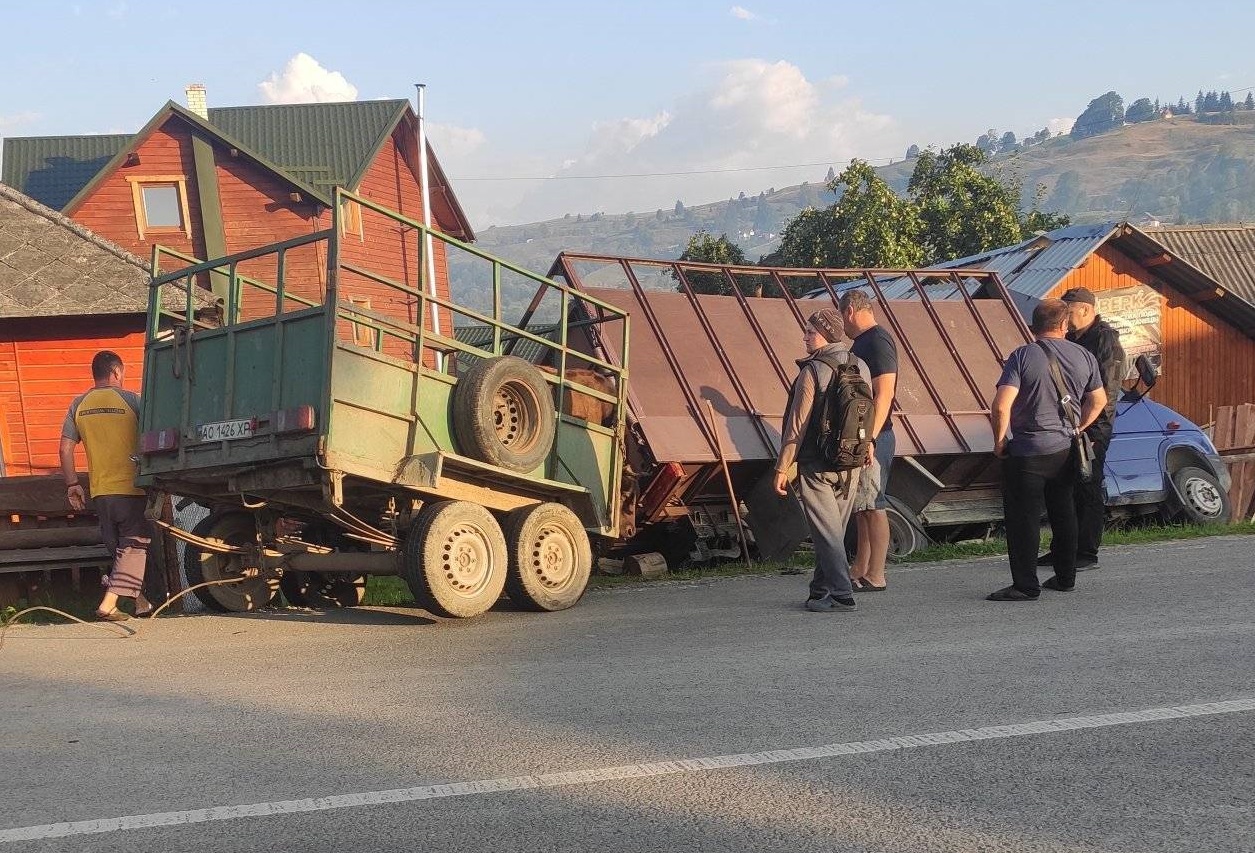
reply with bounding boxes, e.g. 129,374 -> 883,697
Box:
0,577 -> 246,654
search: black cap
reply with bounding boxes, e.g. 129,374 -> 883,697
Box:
1060,287 -> 1096,306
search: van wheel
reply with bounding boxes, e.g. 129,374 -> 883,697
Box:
885,503 -> 926,559
503,503 -> 592,611
403,501 -> 507,618
280,572 -> 367,608
453,356 -> 556,473
183,513 -> 278,612
1171,466 -> 1230,524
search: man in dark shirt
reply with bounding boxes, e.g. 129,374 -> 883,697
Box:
988,299 -> 1106,601
840,289 -> 897,592
1038,287 -> 1126,571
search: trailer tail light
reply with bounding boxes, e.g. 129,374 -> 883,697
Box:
274,405 -> 317,434
140,428 -> 179,454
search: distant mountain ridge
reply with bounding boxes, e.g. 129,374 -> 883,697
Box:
472,116 -> 1255,278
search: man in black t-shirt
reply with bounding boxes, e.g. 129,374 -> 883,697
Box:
840,289 -> 899,592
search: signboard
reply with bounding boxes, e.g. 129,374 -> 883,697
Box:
1095,285 -> 1163,378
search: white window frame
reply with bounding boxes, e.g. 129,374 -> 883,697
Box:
127,175 -> 192,240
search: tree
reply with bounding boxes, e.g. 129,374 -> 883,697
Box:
906,144 -> 921,159
1246,92 -> 1255,111
772,161 -> 925,269
1204,91 -> 1220,112
1035,127 -> 1051,143
1219,91 -> 1234,111
770,144 -> 1071,271
1071,91 -> 1124,139
1196,90 -> 1206,114
1178,96 -> 1192,115
825,166 -> 836,182
1125,97 -> 1157,123
999,131 -> 1018,152
675,230 -> 748,295
674,200 -> 685,216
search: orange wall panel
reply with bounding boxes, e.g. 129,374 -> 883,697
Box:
1054,244 -> 1255,424
0,317 -> 145,476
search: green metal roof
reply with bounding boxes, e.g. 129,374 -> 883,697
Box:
1,100 -> 408,210
1,134 -> 132,211
206,99 -> 409,191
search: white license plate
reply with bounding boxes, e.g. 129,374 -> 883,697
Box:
198,419 -> 255,442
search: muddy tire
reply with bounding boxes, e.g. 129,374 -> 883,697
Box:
503,503 -> 592,612
280,571 -> 367,608
403,501 -> 507,618
1171,466 -> 1230,524
453,356 -> 555,472
183,513 -> 278,612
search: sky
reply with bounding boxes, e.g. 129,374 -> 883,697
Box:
1,0 -> 1253,228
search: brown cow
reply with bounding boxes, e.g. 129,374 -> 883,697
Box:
539,365 -> 617,427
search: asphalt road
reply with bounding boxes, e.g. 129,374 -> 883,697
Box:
2,535 -> 1253,852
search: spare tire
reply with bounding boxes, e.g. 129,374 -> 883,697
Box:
453,355 -> 556,472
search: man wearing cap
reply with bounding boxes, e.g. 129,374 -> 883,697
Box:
774,310 -> 870,613
1038,287 -> 1125,571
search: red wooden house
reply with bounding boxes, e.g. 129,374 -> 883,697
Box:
3,92 -> 476,368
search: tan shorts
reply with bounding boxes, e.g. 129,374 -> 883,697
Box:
852,456 -> 882,513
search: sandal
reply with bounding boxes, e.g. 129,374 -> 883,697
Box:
95,608 -> 131,622
853,580 -> 887,592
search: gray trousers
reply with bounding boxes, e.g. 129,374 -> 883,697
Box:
95,495 -> 151,598
796,463 -> 860,599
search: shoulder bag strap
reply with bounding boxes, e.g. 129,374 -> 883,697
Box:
1036,340 -> 1081,432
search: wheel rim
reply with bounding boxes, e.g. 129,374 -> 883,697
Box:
438,522 -> 497,598
197,519 -> 272,609
527,523 -> 578,592
1183,476 -> 1224,517
492,382 -> 539,453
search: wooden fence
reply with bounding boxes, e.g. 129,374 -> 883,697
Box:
1213,404 -> 1255,523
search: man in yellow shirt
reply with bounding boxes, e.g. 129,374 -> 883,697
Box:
60,351 -> 151,620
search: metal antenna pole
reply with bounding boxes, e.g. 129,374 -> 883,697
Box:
416,83 -> 443,370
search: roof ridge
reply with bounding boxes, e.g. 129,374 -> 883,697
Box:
0,181 -> 150,272
208,98 -> 409,112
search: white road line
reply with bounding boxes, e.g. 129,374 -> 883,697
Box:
3,697 -> 1253,844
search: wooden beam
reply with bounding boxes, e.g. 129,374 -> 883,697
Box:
1143,253 -> 1172,267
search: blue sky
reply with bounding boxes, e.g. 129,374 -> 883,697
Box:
1,0 -> 1252,226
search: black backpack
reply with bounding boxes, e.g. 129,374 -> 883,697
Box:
811,351 -> 875,471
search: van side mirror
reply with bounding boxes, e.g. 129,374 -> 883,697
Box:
1134,354 -> 1158,389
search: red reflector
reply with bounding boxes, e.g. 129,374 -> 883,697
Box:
1165,420 -> 1181,431
274,405 -> 316,433
140,428 -> 179,454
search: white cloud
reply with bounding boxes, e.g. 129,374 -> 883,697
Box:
107,1 -> 128,18
0,111 -> 41,135
427,123 -> 487,159
730,6 -> 757,20
1047,117 -> 1074,136
258,53 -> 358,104
492,58 -> 897,224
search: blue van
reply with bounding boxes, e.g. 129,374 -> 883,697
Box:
1104,356 -> 1231,524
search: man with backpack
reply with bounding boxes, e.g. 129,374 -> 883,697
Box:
773,309 -> 876,612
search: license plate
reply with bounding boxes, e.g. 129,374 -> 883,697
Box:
198,419 -> 255,442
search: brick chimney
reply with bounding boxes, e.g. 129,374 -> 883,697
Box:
185,83 -> 208,119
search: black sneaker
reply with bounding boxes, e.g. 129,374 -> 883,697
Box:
1075,557 -> 1100,571
805,594 -> 857,612
1036,552 -> 1055,567
1042,576 -> 1074,592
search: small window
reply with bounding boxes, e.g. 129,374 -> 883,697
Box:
141,184 -> 182,228
340,198 -> 364,240
127,175 -> 191,240
347,297 -> 378,348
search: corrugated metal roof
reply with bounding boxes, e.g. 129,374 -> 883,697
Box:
1,134 -> 132,210
453,324 -> 559,372
1141,224 -> 1255,307
207,100 -> 408,191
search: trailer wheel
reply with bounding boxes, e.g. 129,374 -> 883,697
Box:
503,502 -> 592,611
280,571 -> 367,608
183,513 -> 278,612
453,356 -> 556,473
1170,466 -> 1231,524
403,501 -> 507,618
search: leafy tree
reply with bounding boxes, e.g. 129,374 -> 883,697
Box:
674,200 -> 685,216
825,166 -> 836,182
1204,91 -> 1220,112
1177,96 -> 1191,115
1126,97 -> 1157,123
999,131 -> 1018,152
772,161 -> 924,269
675,230 -> 748,295
975,130 -> 999,154
1246,92 -> 1255,111
1219,91 -> 1234,111
770,145 -> 1071,271
1071,91 -> 1124,139
1034,127 -> 1051,142
906,144 -> 921,159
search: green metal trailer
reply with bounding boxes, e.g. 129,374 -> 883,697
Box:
138,190 -> 629,618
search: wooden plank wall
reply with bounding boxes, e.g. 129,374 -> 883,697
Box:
1055,243 -> 1255,425
1213,404 -> 1255,522
0,316 -> 145,476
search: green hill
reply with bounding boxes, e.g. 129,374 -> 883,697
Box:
471,116 -> 1255,281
